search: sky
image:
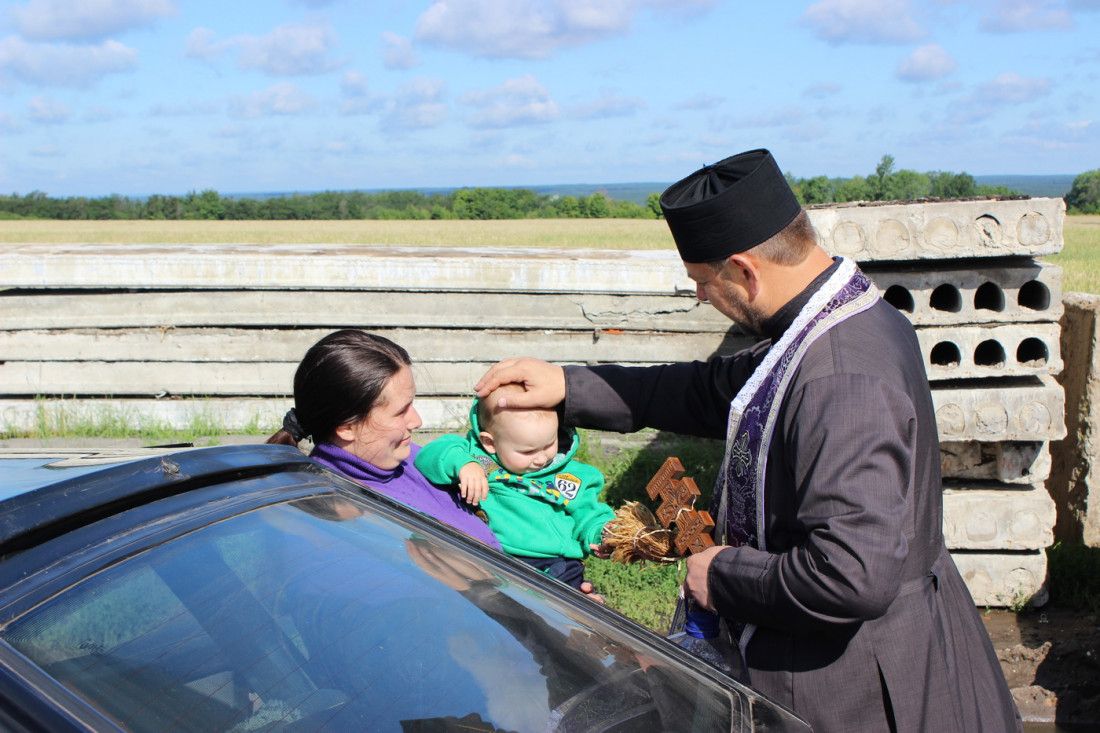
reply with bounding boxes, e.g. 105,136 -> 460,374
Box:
0,0 -> 1097,196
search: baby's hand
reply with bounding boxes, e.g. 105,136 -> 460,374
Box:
589,525 -> 613,559
458,462 -> 490,506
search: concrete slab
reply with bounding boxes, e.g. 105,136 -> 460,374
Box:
0,244 -> 699,294
952,551 -> 1048,607
0,327 -> 751,366
918,323 -> 1062,380
867,261 -> 1062,326
931,378 -> 1066,441
811,197 -> 1064,261
1049,293 -> 1100,547
0,290 -> 733,333
941,442 -> 1050,484
943,486 -> 1055,550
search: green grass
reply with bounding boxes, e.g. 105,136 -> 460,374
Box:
1047,214 -> 1100,294
576,429 -> 727,630
1046,542 -> 1100,613
0,398 -> 274,443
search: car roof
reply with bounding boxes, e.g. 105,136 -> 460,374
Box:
0,443 -> 315,556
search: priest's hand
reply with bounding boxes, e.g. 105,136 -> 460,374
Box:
684,544 -> 728,611
475,357 -> 565,409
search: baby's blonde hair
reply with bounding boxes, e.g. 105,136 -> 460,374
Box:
477,384 -> 557,432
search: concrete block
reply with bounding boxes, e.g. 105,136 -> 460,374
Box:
918,323 -> 1062,380
1048,293 -> 1100,547
943,486 -> 1055,550
0,327 -> 751,366
0,290 -> 732,334
940,442 -> 1050,484
868,261 -> 1062,326
952,551 -> 1047,607
811,197 -> 1064,261
931,378 -> 1066,441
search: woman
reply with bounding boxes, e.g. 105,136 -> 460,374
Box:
267,329 -> 501,549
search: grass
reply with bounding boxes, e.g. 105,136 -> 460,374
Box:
1046,542 -> 1100,613
0,218 -> 677,250
0,398 -> 274,443
1046,214 -> 1100,294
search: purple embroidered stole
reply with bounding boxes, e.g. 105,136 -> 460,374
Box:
712,257 -> 879,652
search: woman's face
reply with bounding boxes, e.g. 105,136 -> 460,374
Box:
335,365 -> 422,469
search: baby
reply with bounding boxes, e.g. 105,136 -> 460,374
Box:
415,384 -> 613,590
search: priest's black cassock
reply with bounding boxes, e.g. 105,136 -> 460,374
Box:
560,151 -> 1021,731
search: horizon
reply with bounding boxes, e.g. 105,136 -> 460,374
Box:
2,1 -> 1097,197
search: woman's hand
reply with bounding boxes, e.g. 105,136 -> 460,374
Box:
458,462 -> 490,506
475,358 -> 566,409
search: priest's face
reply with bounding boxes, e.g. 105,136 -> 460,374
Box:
685,260 -> 768,336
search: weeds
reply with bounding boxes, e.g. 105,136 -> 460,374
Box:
1046,542 -> 1100,613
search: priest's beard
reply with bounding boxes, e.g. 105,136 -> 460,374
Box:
726,295 -> 769,338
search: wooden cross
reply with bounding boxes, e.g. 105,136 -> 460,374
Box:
644,456 -> 715,556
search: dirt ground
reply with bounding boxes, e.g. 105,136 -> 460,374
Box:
983,606 -> 1100,727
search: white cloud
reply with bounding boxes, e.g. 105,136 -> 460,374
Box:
184,27 -> 230,61
339,70 -> 374,115
981,0 -> 1072,32
0,35 -> 137,87
415,0 -> 705,59
897,44 -> 957,82
341,70 -> 369,96
461,75 -> 559,128
381,77 -> 447,130
230,83 -> 316,118
0,111 -> 20,132
950,72 -> 1053,123
381,31 -> 419,70
149,98 -> 220,116
10,0 -> 175,41
803,82 -> 842,98
27,95 -> 70,123
800,0 -> 924,45
188,24 -> 341,75
30,144 -> 62,157
978,72 -> 1052,103
236,23 -> 341,76
673,93 -> 724,111
571,93 -> 645,120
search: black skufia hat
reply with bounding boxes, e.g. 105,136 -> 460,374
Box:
659,148 -> 801,263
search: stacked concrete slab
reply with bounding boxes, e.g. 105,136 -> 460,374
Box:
0,196 -> 1065,605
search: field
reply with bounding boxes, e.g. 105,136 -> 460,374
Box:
0,218 -> 676,249
1047,214 -> 1100,294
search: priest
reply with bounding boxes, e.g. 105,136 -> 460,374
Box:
475,149 -> 1020,732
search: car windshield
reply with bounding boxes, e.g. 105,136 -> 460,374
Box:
4,493 -> 749,732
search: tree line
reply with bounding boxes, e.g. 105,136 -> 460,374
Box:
0,188 -> 657,221
3,155 -> 1096,220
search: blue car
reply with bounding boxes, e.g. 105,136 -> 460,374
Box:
0,444 -> 809,732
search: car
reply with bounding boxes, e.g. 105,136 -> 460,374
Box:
0,443 -> 810,732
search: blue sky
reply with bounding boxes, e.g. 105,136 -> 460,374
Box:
1,0 -> 1097,196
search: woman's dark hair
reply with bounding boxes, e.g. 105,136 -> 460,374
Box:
266,330 -> 412,446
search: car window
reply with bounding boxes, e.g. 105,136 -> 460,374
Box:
4,494 -> 744,732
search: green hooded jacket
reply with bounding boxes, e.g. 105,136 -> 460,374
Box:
415,401 -> 612,559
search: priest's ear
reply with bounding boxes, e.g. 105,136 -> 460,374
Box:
725,252 -> 763,300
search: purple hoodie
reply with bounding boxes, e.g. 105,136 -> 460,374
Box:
310,442 -> 501,550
